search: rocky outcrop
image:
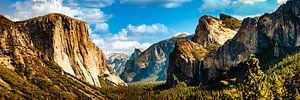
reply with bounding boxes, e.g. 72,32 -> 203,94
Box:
108,48 -> 144,76
166,39 -> 207,86
130,48 -> 144,60
108,53 -> 129,75
192,14 -> 241,46
17,13 -> 125,87
0,15 -> 105,99
200,0 -> 300,83
167,14 -> 241,86
120,34 -> 191,82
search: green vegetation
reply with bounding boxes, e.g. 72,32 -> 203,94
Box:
220,14 -> 242,30
204,43 -> 221,52
98,52 -> 300,99
192,49 -> 207,60
1,51 -> 299,99
0,51 -> 105,99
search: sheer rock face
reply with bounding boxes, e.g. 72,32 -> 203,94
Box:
17,13 -> 125,87
166,39 -> 207,86
166,15 -> 241,86
201,0 -> 300,83
120,34 -> 191,82
192,14 -> 241,46
0,16 -> 105,98
108,53 -> 129,75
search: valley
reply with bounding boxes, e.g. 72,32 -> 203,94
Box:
0,0 -> 299,99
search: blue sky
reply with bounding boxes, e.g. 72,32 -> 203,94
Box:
0,0 -> 286,56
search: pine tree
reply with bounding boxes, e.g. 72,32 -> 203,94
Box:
243,54 -> 269,99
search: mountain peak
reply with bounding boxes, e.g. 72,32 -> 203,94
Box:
192,14 -> 242,46
0,15 -> 14,27
199,0 -> 300,83
17,13 -> 86,24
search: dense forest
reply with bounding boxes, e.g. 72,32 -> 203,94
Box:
98,51 -> 300,99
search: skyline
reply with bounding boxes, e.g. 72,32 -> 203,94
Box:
0,0 -> 286,56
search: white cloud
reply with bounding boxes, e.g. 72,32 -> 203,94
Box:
65,0 -> 115,8
94,23 -> 109,32
239,0 -> 266,4
13,0 -> 78,21
7,0 -> 117,57
91,33 -> 151,57
91,23 -> 172,56
232,14 -> 261,20
277,0 -> 288,4
120,0 -> 191,8
127,24 -> 170,34
10,0 -> 111,29
163,3 -> 182,8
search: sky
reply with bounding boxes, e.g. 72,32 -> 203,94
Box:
0,0 -> 287,56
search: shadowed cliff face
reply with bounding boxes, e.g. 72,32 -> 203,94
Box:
166,14 -> 241,86
17,13 -> 125,87
120,34 -> 191,83
167,39 -> 207,86
201,0 -> 300,83
0,15 -> 106,99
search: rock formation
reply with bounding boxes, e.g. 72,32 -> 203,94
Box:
0,15 -> 105,99
167,39 -> 207,86
192,14 -> 241,46
200,0 -> 300,83
108,48 -> 143,75
167,14 -> 242,86
120,33 -> 191,82
108,53 -> 129,75
17,13 -> 125,87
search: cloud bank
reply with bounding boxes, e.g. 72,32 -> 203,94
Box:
91,23 -> 173,56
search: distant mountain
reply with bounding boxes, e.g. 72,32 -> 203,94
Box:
167,14 -> 241,86
16,13 -> 125,87
167,0 -> 300,86
108,53 -> 130,75
108,48 -> 143,75
120,33 -> 192,82
0,15 -> 105,99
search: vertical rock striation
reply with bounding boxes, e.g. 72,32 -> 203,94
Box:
17,13 -> 125,87
0,15 -> 105,99
120,34 -> 191,82
167,14 -> 241,86
166,39 -> 207,86
201,0 -> 300,83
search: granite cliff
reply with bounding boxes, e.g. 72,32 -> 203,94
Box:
167,0 -> 300,86
192,14 -> 241,46
17,13 -> 125,87
108,53 -> 129,75
167,39 -> 207,86
167,14 -> 242,86
0,15 -> 106,99
120,34 -> 191,82
200,0 -> 300,83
